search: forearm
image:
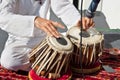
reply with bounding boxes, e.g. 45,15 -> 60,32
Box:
86,0 -> 101,18
51,0 -> 80,28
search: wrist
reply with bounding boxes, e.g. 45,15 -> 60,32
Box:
85,10 -> 95,18
34,16 -> 41,28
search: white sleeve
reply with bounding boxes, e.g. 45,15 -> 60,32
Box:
0,0 -> 36,37
51,0 -> 81,29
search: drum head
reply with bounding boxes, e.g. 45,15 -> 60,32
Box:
47,35 -> 73,53
67,26 -> 104,46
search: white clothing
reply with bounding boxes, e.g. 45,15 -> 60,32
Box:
0,0 -> 80,71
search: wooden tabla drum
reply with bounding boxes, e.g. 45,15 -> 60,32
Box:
67,26 -> 104,74
29,35 -> 73,80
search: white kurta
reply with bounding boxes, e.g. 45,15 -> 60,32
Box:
0,0 -> 80,71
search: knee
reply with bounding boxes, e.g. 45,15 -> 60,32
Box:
1,58 -> 19,71
0,46 -> 31,71
1,56 -> 31,71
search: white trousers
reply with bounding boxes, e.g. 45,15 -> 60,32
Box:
1,45 -> 31,71
0,34 -> 46,71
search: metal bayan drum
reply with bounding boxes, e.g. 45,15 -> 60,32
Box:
29,35 -> 73,80
67,26 -> 104,74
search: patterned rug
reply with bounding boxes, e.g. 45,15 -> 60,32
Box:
0,48 -> 120,80
0,66 -> 28,80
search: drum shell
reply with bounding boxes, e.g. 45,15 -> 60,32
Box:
66,26 -> 104,66
29,35 -> 73,79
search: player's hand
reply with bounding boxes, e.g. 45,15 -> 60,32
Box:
77,17 -> 95,30
34,17 -> 64,38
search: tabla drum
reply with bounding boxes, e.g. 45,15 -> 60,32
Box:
67,26 -> 104,74
28,35 -> 73,80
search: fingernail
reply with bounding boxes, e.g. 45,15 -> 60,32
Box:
62,26 -> 65,29
57,34 -> 62,38
56,36 -> 60,38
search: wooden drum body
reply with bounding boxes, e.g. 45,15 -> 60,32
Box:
67,26 -> 104,74
29,35 -> 73,80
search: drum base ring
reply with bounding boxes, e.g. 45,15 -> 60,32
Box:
71,62 -> 101,75
29,69 -> 72,80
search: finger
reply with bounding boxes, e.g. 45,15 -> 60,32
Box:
86,18 -> 90,28
49,23 -> 61,35
43,26 -> 53,37
37,21 -> 60,38
51,21 -> 64,29
89,20 -> 94,27
37,23 -> 54,37
86,19 -> 93,29
44,23 -> 60,38
82,18 -> 87,29
89,19 -> 94,26
76,20 -> 81,27
78,20 -> 86,30
47,24 -> 60,38
91,22 -> 95,27
88,23 -> 95,30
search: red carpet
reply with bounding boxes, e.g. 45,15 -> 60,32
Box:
0,48 -> 120,80
0,66 -> 28,80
